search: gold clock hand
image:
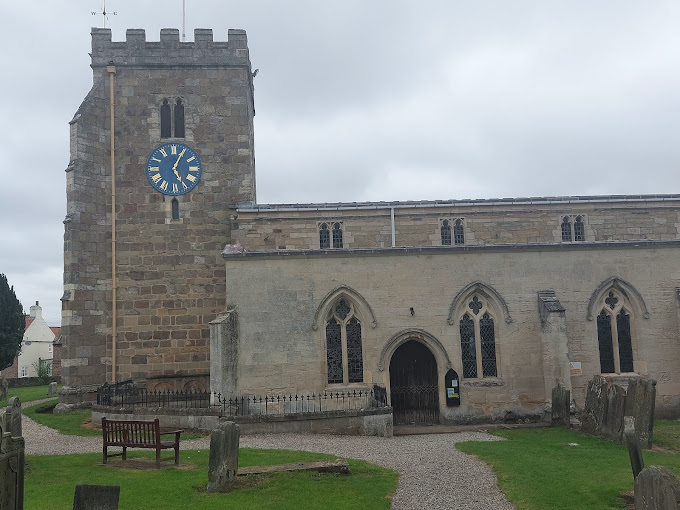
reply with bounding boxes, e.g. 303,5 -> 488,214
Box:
171,148 -> 187,172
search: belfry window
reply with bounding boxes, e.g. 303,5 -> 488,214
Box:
326,298 -> 363,384
453,219 -> 465,245
596,290 -> 634,374
458,296 -> 497,378
160,99 -> 172,138
160,98 -> 186,139
441,220 -> 452,245
174,99 -> 185,138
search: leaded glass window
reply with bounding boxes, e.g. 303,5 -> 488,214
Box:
561,217 -> 572,242
174,99 -> 185,138
325,298 -> 363,384
326,319 -> 343,383
480,313 -> 497,377
319,223 -> 330,249
596,289 -> 636,374
161,99 -> 171,138
459,314 -> 476,378
454,219 -> 465,245
458,296 -> 498,379
332,223 -> 343,248
574,216 -> 585,241
441,220 -> 451,245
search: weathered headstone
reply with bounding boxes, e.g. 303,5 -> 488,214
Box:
207,421 -> 240,492
624,416 -> 644,479
0,378 -> 8,400
1,397 -> 23,438
48,382 -> 58,395
72,485 -> 120,510
625,377 -> 656,449
551,382 -> 570,428
634,466 -> 680,510
0,422 -> 25,510
582,375 -> 627,441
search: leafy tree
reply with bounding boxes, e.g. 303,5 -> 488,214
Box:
0,274 -> 24,370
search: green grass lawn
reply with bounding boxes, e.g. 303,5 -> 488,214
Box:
0,385 -> 57,407
24,399 -> 101,437
457,426 -> 680,510
653,420 -> 680,452
25,449 -> 397,510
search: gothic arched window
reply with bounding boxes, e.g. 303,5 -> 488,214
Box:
561,216 -> 572,242
319,223 -> 330,249
574,216 -> 585,241
332,223 -> 343,249
326,298 -> 363,384
174,99 -> 185,138
596,290 -> 635,373
453,219 -> 465,245
441,220 -> 452,245
160,99 -> 171,138
458,296 -> 497,378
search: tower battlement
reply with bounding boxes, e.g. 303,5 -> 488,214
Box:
90,28 -> 250,67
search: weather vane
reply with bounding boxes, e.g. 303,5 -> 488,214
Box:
92,1 -> 117,29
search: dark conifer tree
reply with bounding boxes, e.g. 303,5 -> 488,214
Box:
0,274 -> 24,370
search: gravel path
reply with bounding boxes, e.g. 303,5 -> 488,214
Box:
22,407 -> 513,510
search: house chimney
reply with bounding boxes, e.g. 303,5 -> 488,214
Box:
29,301 -> 42,320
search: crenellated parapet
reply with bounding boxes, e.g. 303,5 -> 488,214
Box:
90,28 -> 251,68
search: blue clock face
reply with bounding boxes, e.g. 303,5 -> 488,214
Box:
146,143 -> 202,195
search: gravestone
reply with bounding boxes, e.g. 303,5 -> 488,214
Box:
625,377 -> 656,449
551,382 -> 570,428
207,421 -> 240,492
0,378 -> 7,400
0,421 -> 25,509
72,485 -> 120,510
582,375 -> 627,441
48,382 -> 57,395
1,397 -> 22,439
624,416 -> 644,479
634,466 -> 680,510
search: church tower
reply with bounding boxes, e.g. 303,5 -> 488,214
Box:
61,28 -> 256,400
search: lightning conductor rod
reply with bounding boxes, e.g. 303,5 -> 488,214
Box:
107,61 -> 118,383
182,0 -> 186,42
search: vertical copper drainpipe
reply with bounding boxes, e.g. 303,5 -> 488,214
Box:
107,63 -> 117,383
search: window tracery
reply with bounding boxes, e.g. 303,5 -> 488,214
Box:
458,295 -> 497,378
319,222 -> 344,249
560,215 -> 586,242
595,289 -> 635,374
325,298 -> 363,384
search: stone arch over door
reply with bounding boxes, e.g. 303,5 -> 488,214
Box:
379,329 -> 451,426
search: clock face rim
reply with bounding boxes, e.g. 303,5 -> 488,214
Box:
146,142 -> 203,196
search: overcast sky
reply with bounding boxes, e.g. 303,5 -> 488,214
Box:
1,1 -> 679,325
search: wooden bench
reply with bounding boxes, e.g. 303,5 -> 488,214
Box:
102,418 -> 183,467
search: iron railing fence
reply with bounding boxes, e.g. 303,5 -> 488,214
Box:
96,383 -> 388,418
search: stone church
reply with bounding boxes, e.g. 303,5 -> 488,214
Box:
62,28 -> 680,423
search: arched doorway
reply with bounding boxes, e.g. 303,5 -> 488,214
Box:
389,340 -> 439,425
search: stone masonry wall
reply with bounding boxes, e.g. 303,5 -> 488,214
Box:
221,243 -> 680,420
62,28 -> 255,392
231,198 -> 680,250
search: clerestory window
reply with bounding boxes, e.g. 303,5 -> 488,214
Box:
453,219 -> 465,245
561,215 -> 586,242
326,298 -> 364,384
441,220 -> 452,245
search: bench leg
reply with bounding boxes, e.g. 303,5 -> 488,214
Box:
156,448 -> 161,468
174,444 -> 179,465
122,446 -> 127,461
103,445 -> 107,464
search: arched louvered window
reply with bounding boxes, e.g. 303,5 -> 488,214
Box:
458,296 -> 498,378
332,223 -> 343,248
325,298 -> 363,384
574,216 -> 585,241
319,223 -> 330,249
441,220 -> 452,245
160,99 -> 172,138
453,219 -> 465,245
596,290 -> 635,373
174,99 -> 185,138
561,216 -> 572,242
